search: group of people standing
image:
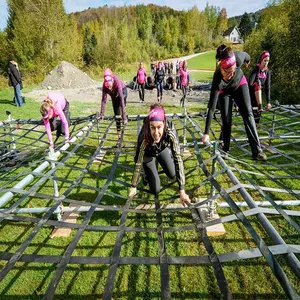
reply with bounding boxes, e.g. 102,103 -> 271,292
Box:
152,60 -> 189,105
135,60 -> 190,105
37,45 -> 271,206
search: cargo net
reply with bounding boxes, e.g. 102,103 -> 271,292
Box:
0,105 -> 300,299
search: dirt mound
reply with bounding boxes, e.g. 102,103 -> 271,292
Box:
40,61 -> 95,90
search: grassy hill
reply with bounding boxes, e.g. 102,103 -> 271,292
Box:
187,51 -> 216,71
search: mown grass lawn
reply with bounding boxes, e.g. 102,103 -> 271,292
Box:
187,51 -> 216,70
1,80 -> 300,298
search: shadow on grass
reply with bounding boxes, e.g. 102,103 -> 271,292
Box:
0,99 -> 16,107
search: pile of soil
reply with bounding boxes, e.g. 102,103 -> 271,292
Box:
40,61 -> 95,90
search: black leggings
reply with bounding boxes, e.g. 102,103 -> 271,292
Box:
50,100 -> 70,136
181,85 -> 188,106
138,82 -> 145,101
156,81 -> 164,98
218,84 -> 262,157
112,87 -> 127,131
143,147 -> 175,195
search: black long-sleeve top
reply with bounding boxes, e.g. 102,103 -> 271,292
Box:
204,67 -> 244,135
154,69 -> 165,84
132,117 -> 185,190
249,65 -> 271,103
234,51 -> 250,67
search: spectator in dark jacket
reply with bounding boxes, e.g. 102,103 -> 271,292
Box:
8,56 -> 23,107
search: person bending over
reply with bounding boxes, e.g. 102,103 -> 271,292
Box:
216,45 -> 251,69
129,104 -> 190,206
40,93 -> 70,148
100,68 -> 128,138
202,46 -> 267,161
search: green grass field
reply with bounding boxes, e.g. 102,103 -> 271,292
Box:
1,80 -> 300,298
188,71 -> 213,82
187,51 -> 216,70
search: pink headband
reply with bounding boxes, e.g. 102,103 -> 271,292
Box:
104,75 -> 113,87
104,75 -> 112,82
149,108 -> 165,121
260,51 -> 270,61
220,52 -> 236,69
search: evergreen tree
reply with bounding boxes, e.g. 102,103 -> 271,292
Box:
82,27 -> 98,65
239,12 -> 252,40
244,0 -> 299,104
135,5 -> 152,42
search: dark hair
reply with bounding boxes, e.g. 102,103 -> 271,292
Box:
149,103 -> 165,111
216,44 -> 227,61
144,103 -> 166,148
216,46 -> 234,61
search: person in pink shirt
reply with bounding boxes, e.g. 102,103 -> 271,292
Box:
180,60 -> 189,107
137,62 -> 147,103
40,93 -> 70,148
100,68 -> 128,139
249,51 -> 272,124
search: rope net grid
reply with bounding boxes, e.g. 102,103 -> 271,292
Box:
0,106 -> 299,299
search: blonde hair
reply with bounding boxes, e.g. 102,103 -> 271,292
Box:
40,96 -> 54,117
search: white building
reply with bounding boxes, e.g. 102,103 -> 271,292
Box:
223,26 -> 243,44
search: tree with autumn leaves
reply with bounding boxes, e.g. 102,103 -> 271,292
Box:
0,1 -> 227,80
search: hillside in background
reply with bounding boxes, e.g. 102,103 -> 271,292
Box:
228,9 -> 265,28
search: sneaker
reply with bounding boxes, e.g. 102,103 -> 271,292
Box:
220,151 -> 229,160
254,151 -> 267,161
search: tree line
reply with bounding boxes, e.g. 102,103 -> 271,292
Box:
0,1 -> 227,82
244,0 -> 300,104
0,0 -> 299,104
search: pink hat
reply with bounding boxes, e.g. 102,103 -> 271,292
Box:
104,68 -> 113,77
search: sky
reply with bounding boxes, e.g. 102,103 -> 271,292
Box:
0,0 -> 268,31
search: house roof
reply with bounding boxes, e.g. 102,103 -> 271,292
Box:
223,26 -> 240,36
